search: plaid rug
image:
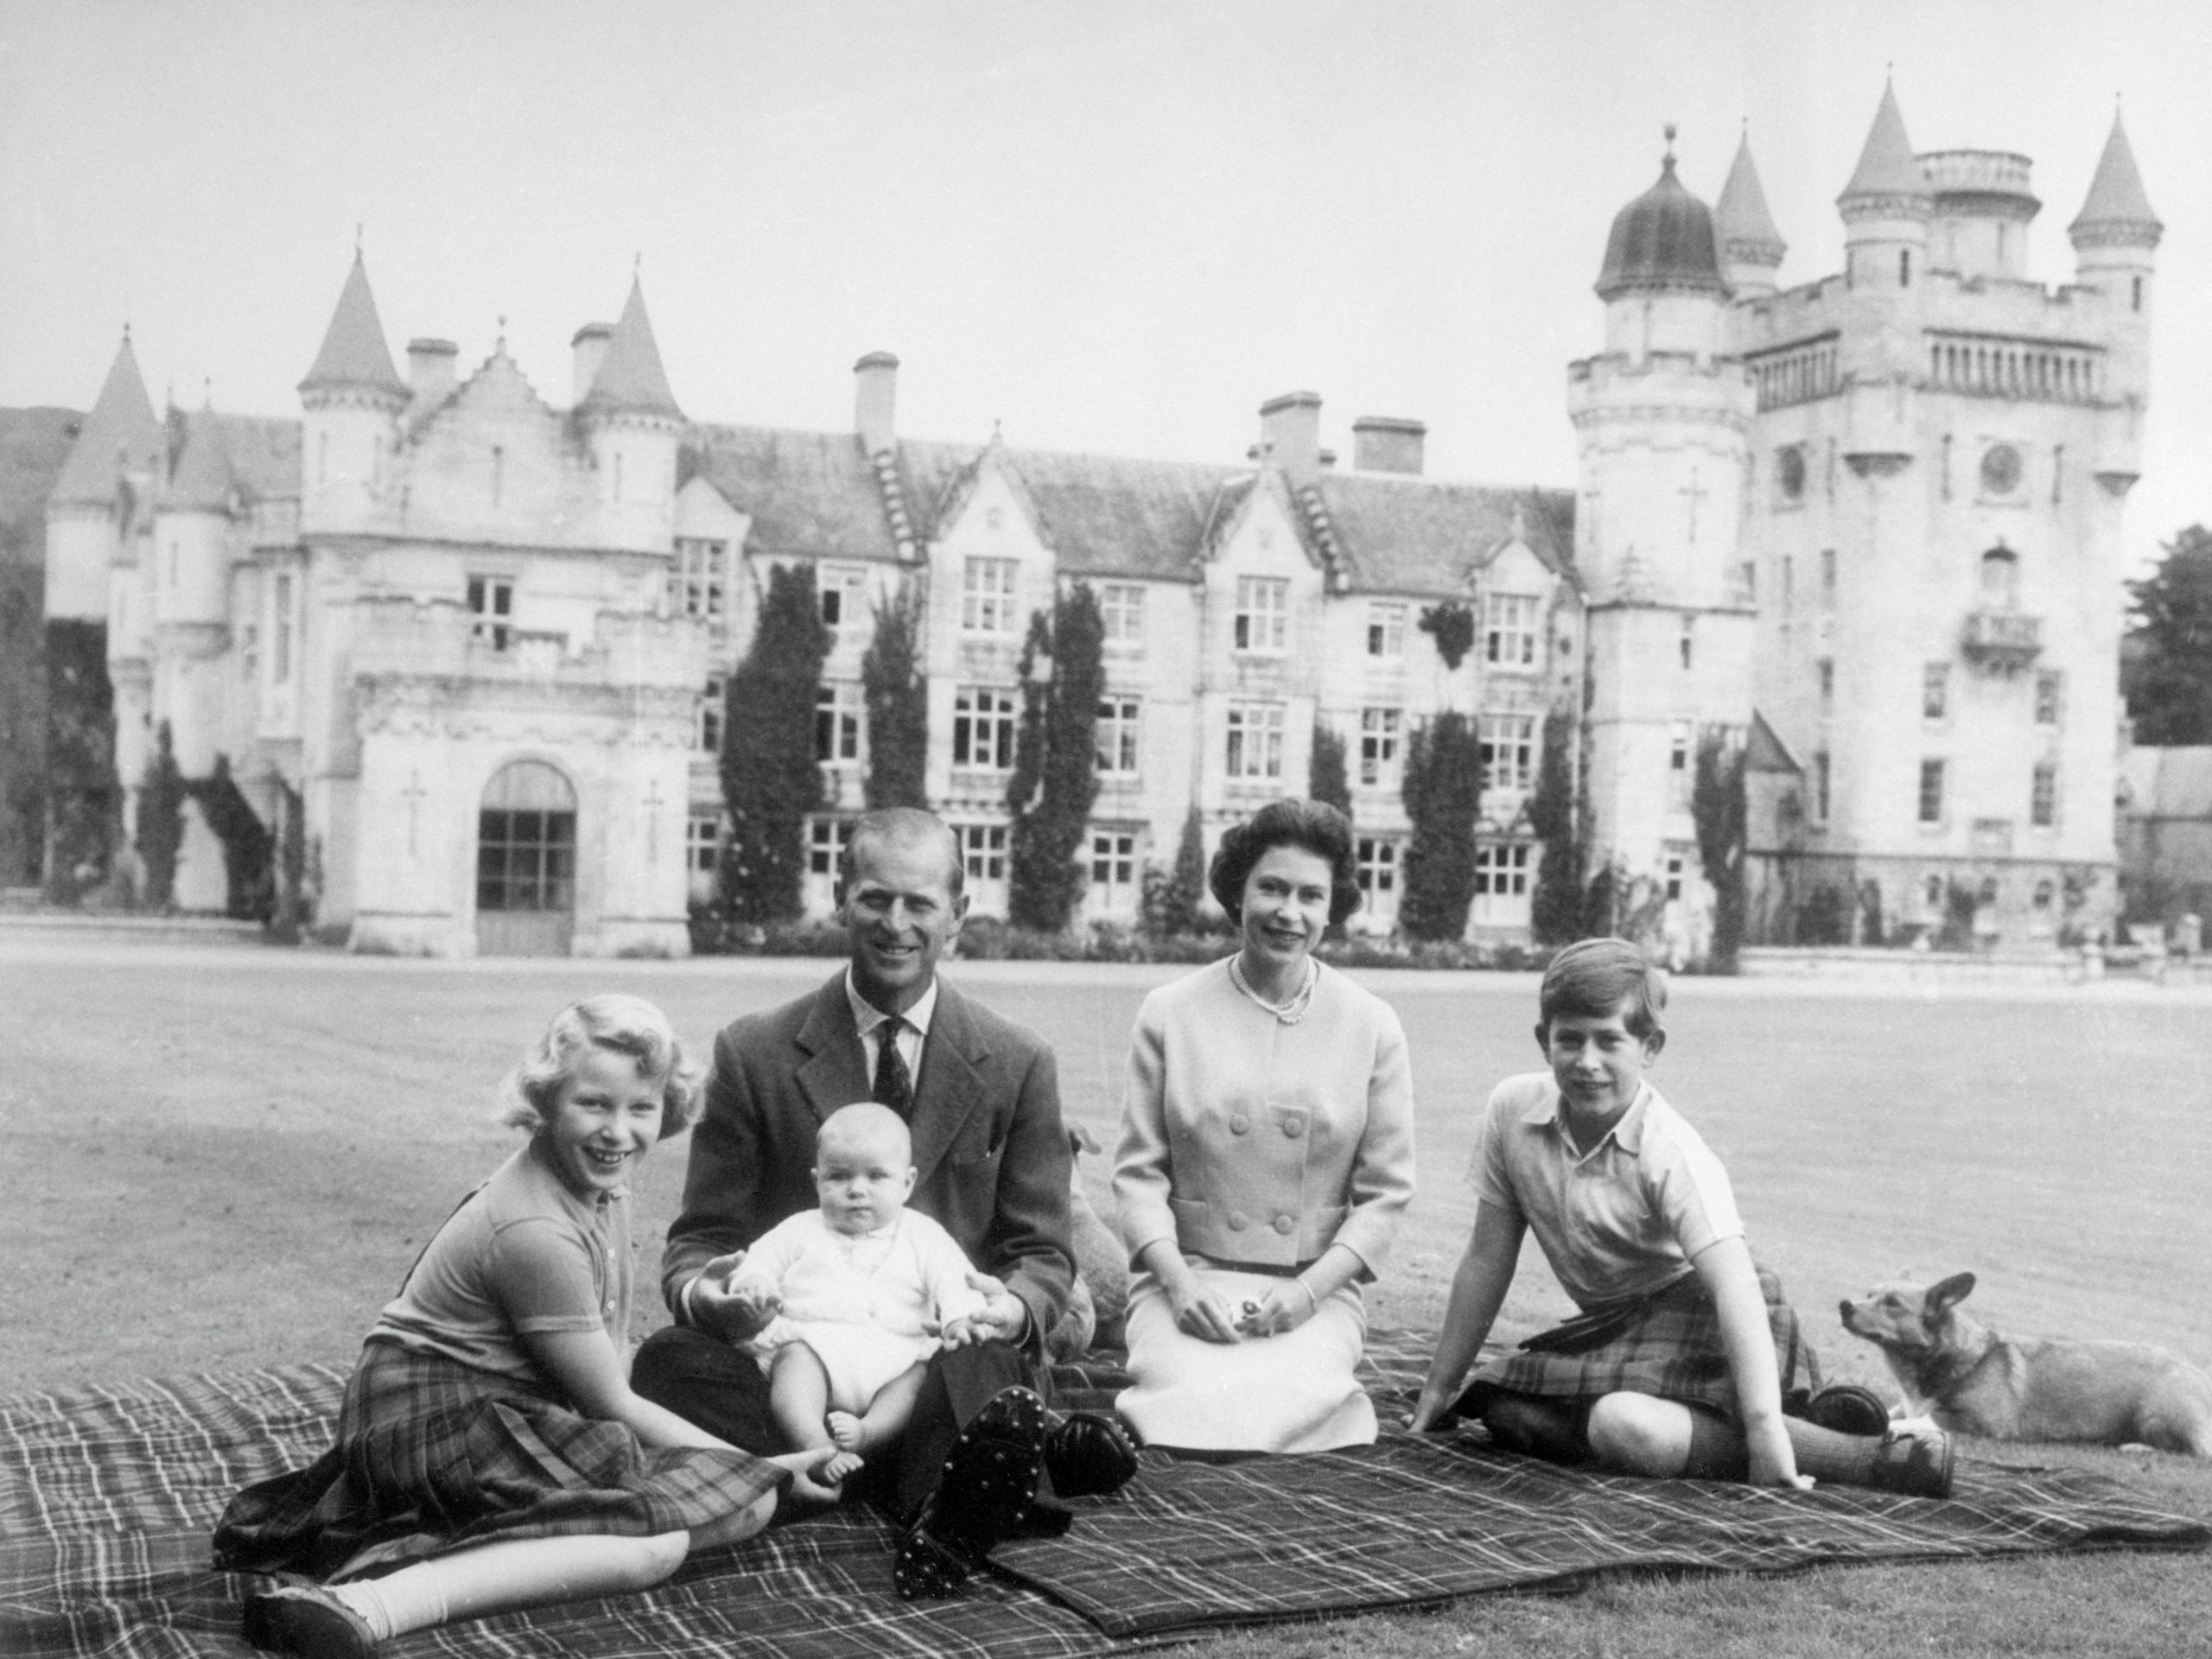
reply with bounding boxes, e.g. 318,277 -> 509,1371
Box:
5,1338 -> 2206,1657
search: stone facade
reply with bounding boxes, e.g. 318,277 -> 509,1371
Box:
1580,92 -> 2159,950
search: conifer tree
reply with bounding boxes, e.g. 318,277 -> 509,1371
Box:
1007,585 -> 1104,932
2124,524 -> 2212,745
1691,727 -> 1748,969
137,720 -> 184,910
720,563 -> 829,924
1155,805 -> 1207,936
1527,707 -> 1584,944
861,580 -> 928,809
1399,711 -> 1481,941
1308,720 -> 1351,822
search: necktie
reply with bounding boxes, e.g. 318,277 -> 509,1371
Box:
873,1016 -> 914,1119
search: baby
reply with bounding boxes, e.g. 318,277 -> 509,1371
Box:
724,1103 -> 988,1488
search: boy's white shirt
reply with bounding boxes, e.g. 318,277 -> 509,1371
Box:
1467,1072 -> 1745,1310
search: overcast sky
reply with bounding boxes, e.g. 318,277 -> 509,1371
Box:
3,0 -> 2206,573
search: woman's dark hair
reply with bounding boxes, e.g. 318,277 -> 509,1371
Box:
1207,798 -> 1361,925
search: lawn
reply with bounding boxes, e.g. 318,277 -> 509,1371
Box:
5,938 -> 2211,1656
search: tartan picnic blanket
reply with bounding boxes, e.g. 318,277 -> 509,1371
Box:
5,1337 -> 2207,1659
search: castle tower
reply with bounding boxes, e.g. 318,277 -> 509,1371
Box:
575,276 -> 683,552
298,251 -> 409,537
151,408 -> 238,778
1714,132 -> 1787,301
1837,82 -> 1932,302
1569,134 -> 1757,934
2069,112 -> 2160,442
46,331 -> 164,623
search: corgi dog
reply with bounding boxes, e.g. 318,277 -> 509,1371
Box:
1840,1272 -> 2212,1455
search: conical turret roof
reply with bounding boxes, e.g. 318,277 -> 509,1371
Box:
51,332 -> 166,506
2069,112 -> 2160,237
1715,133 -> 1787,262
164,408 -> 236,512
1596,144 -> 1726,301
1838,83 -> 1930,202
579,277 -> 682,419
299,251 -> 410,398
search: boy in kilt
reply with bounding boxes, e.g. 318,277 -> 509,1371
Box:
1408,941 -> 1953,1497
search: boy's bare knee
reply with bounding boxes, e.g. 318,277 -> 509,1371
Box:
612,1530 -> 690,1592
1586,1393 -> 1690,1477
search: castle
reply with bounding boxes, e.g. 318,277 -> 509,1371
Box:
39,86 -> 2157,957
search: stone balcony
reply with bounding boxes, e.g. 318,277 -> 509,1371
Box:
1961,609 -> 2042,671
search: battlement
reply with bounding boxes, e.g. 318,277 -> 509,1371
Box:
1921,150 -> 2036,206
348,594 -> 707,689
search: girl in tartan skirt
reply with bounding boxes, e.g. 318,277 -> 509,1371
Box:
1408,942 -> 1955,1497
214,996 -> 843,1659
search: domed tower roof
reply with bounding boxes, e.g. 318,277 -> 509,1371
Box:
1595,133 -> 1727,301
299,251 -> 409,401
1714,132 -> 1787,265
51,330 -> 166,507
2069,111 -> 2161,242
578,277 -> 683,420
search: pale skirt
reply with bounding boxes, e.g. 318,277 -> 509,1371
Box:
1115,1264 -> 1374,1452
748,1319 -> 937,1414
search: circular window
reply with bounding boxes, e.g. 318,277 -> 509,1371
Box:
1980,443 -> 2022,495
1777,446 -> 1806,500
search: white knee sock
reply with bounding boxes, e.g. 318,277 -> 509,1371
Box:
335,1532 -> 690,1638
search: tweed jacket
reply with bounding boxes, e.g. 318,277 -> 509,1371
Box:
662,971 -> 1075,1344
1113,959 -> 1415,1274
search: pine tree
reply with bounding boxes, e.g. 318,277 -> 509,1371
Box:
137,720 -> 184,911
1527,707 -> 1584,944
1399,711 -> 1481,942
1007,585 -> 1104,932
1309,720 -> 1351,822
2124,524 -> 2212,745
861,580 -> 928,809
1154,805 -> 1207,936
185,753 -> 275,919
1692,727 -> 1749,969
720,563 -> 830,924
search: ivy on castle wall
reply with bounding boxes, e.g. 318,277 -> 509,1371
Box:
41,619 -> 118,902
861,580 -> 928,810
719,562 -> 829,925
1418,601 -> 1477,672
187,754 -> 275,920
0,563 -> 46,887
1006,583 -> 1103,933
1399,710 -> 1482,942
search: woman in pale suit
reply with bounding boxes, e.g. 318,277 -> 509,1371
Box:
1112,799 -> 1415,1452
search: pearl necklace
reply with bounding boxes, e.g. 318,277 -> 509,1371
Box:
1229,954 -> 1317,1025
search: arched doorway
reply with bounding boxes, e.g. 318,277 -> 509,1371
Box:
476,760 -> 576,957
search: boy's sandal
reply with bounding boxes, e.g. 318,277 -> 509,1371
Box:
893,1385 -> 1047,1600
1801,1384 -> 1893,1440
243,1584 -> 379,1659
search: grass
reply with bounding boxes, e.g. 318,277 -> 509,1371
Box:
6,939 -> 2211,1656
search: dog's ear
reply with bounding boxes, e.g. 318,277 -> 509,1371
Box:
1925,1272 -> 1976,1318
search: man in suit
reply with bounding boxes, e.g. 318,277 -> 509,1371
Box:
632,807 -> 1134,1596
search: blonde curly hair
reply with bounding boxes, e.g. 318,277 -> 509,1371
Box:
499,995 -> 702,1140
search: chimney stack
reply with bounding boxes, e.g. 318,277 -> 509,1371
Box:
1258,391 -> 1323,483
855,352 -> 899,454
1351,416 -> 1426,475
406,337 -> 458,405
570,322 -> 612,407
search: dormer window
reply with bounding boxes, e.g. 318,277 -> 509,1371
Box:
1484,594 -> 1540,668
1234,576 -> 1288,653
962,557 -> 1019,634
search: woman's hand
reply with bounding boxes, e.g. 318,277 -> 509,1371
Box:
1236,1277 -> 1319,1338
1166,1278 -> 1244,1344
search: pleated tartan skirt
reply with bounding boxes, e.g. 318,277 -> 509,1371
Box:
1459,1265 -> 1823,1420
213,1338 -> 789,1581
